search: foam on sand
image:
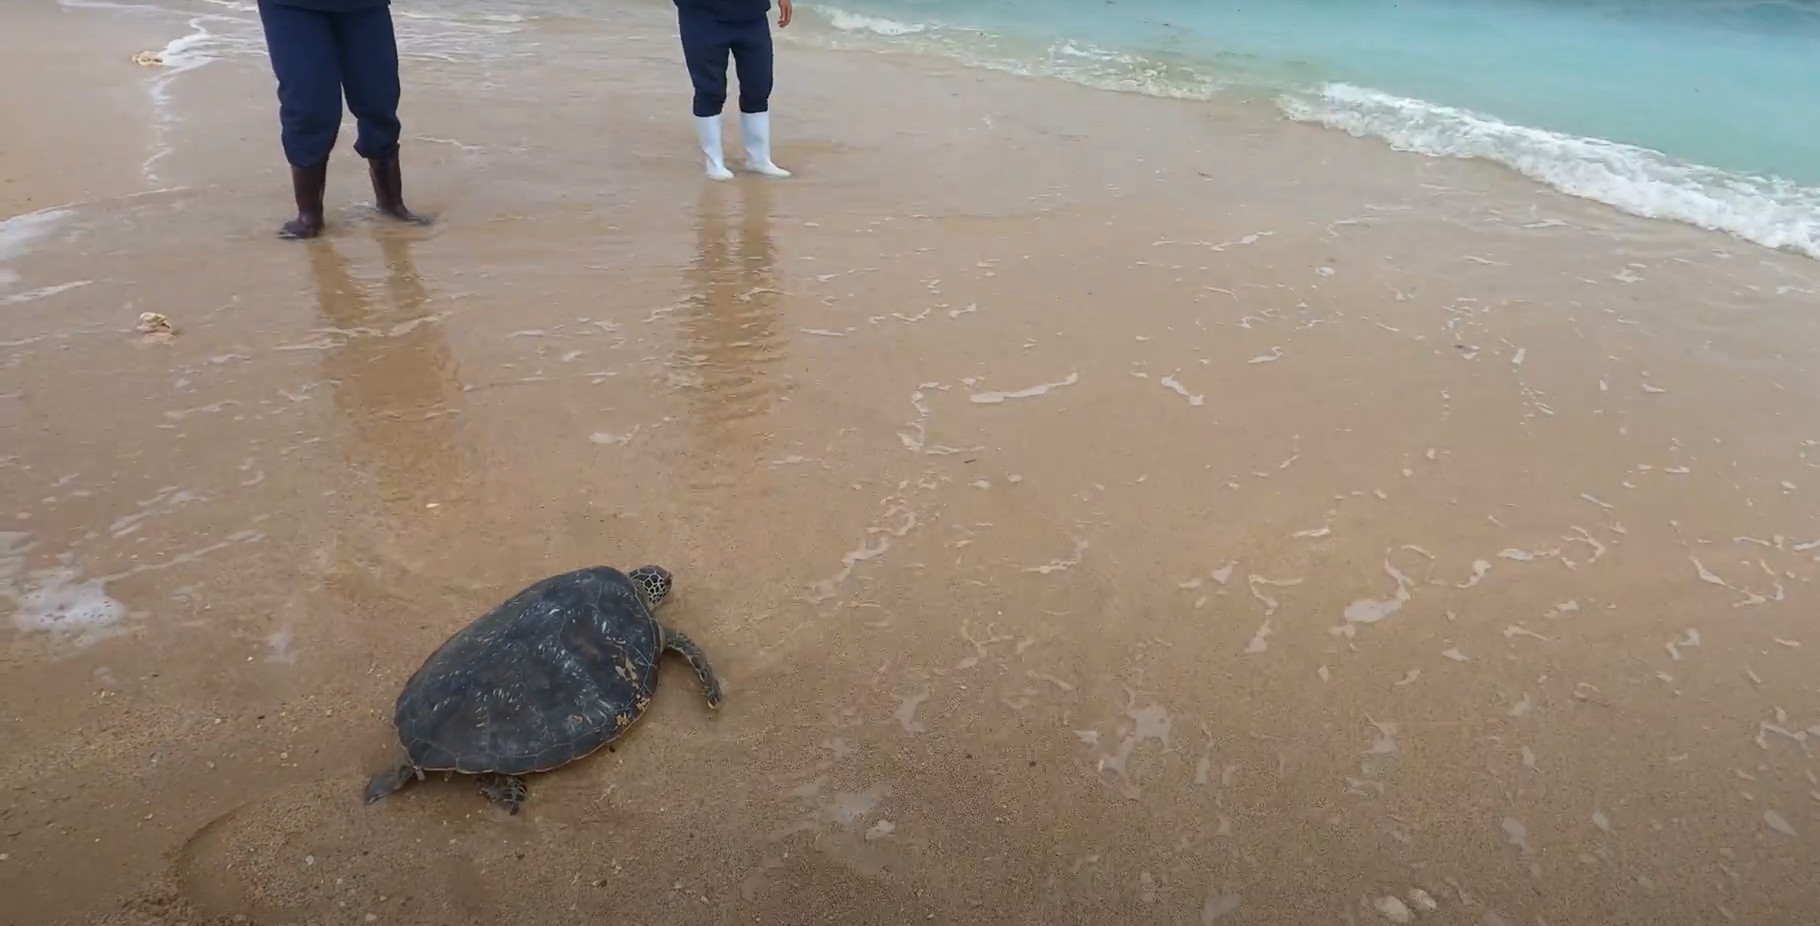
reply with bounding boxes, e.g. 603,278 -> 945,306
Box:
1279,83 -> 1820,260
0,534 -> 130,647
0,208 -> 75,263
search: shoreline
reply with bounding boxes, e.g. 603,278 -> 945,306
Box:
786,0 -> 1820,262
5,1 -> 1820,925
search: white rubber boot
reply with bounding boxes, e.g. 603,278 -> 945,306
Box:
695,115 -> 733,181
740,111 -> 791,177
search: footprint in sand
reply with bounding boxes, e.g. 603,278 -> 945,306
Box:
174,780 -> 499,924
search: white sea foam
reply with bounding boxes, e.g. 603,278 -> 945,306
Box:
56,0 -> 178,15
0,534 -> 129,647
1279,83 -> 1820,260
7,567 -> 131,645
152,16 -> 257,74
1,281 -> 92,306
0,208 -> 81,300
0,209 -> 74,263
822,8 -> 928,36
390,5 -> 532,62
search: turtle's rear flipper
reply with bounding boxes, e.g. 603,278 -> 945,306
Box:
363,762 -> 419,804
662,627 -> 725,708
478,774 -> 528,814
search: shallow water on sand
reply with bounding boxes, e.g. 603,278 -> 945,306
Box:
6,1 -> 1820,925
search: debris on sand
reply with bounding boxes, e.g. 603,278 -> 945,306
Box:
136,312 -> 176,345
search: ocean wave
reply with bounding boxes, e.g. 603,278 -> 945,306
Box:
801,4 -> 1223,100
821,8 -> 928,36
1279,83 -> 1820,260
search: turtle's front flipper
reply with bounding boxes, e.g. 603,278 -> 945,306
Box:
662,627 -> 725,708
363,761 -> 419,805
478,774 -> 529,814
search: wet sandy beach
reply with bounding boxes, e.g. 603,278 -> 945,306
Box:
6,1 -> 1820,924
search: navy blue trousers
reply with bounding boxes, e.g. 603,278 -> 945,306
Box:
679,11 -> 773,118
257,1 -> 403,167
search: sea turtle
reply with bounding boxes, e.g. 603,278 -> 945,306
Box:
362,564 -> 723,814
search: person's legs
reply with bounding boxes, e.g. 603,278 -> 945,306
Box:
680,11 -> 732,118
730,18 -> 788,177
679,9 -> 734,180
257,0 -> 341,238
730,18 -> 772,115
333,5 -> 427,223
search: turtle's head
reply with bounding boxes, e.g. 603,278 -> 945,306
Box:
628,564 -> 673,610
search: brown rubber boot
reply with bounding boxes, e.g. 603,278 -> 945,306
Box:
280,161 -> 328,240
367,153 -> 428,224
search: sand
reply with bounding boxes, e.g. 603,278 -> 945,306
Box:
5,1 -> 1820,924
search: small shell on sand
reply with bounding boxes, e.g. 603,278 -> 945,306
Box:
135,313 -> 177,346
1373,895 -> 1414,923
132,51 -> 166,67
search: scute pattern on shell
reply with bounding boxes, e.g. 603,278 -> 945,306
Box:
391,567 -> 662,775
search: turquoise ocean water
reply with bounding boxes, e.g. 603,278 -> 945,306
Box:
786,0 -> 1820,259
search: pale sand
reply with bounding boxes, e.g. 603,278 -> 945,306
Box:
5,2 -> 1820,925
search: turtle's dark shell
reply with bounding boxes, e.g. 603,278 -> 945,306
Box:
391,566 -> 661,775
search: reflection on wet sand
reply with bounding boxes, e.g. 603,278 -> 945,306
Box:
309,235 -> 473,571
674,182 -> 786,471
